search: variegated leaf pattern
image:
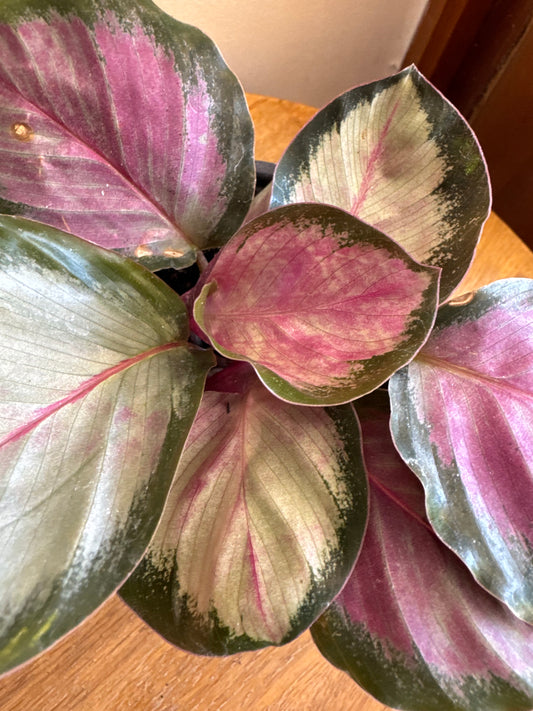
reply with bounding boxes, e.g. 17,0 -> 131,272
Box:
390,278 -> 533,624
0,0 -> 254,270
120,370 -> 367,654
312,390 -> 533,711
193,204 -> 440,406
0,216 -> 214,674
271,66 -> 491,301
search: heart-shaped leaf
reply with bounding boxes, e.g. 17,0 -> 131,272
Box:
390,278 -> 533,624
193,204 -> 440,406
120,367 -> 367,654
0,0 -> 254,270
271,66 -> 491,301
312,390 -> 533,711
0,215 -> 214,674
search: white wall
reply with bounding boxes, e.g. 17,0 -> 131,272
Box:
154,0 -> 429,107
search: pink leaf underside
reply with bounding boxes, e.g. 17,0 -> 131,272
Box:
332,393 -> 533,698
0,11 -> 229,261
391,280 -> 533,621
143,382 -> 364,647
199,207 -> 437,394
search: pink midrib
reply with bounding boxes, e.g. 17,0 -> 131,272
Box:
369,473 -> 435,535
239,392 -> 274,634
417,352 -> 533,401
0,342 -> 184,450
235,391 -> 280,640
351,99 -> 400,215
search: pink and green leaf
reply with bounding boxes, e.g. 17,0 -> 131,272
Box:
120,369 -> 368,654
0,0 -> 254,270
0,215 -> 214,675
389,278 -> 533,624
271,66 -> 491,301
312,390 -> 533,711
193,204 -> 440,406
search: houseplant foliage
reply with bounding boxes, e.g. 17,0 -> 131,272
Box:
1,0 -> 533,709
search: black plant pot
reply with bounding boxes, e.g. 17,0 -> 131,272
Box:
254,160 -> 275,192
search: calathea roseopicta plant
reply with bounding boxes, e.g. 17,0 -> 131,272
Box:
1,0 -> 533,709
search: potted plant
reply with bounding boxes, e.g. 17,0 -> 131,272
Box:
1,1 -> 533,709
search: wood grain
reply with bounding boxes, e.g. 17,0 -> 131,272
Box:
247,93 -> 317,163
0,94 -> 531,711
0,596 -> 388,711
453,211 -> 533,295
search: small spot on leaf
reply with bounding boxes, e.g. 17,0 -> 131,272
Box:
10,122 -> 34,142
135,244 -> 153,258
163,249 -> 185,258
448,291 -> 475,306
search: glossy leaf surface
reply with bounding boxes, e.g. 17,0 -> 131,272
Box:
193,204 -> 440,405
390,278 -> 533,624
271,66 -> 490,301
0,216 -> 214,674
0,0 -> 254,270
121,369 -> 367,654
312,391 -> 533,711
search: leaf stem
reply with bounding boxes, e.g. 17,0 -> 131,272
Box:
197,251 -> 209,273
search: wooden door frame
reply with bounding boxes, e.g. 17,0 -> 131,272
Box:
404,0 -> 533,244
404,0 -> 533,120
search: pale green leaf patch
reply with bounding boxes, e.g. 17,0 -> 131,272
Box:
0,216 -> 214,674
121,375 -> 367,654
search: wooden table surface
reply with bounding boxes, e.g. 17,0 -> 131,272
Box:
1,94 -> 533,711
